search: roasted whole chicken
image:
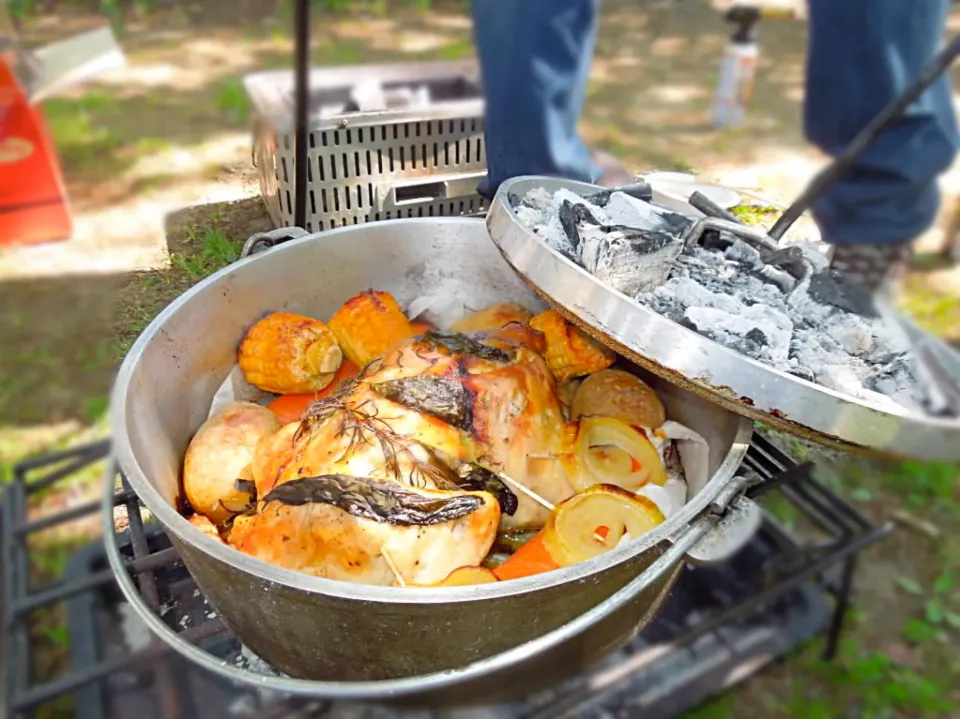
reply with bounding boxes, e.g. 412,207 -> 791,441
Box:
180,295 -> 688,587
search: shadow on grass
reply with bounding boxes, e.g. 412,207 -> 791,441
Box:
0,197 -> 271,432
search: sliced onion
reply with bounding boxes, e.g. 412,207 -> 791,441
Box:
542,484 -> 666,565
563,417 -> 668,492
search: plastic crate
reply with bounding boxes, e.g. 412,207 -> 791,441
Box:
244,61 -> 488,232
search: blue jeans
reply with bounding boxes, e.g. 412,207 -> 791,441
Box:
471,0 -> 959,246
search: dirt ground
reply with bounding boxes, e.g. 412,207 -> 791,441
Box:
2,1 -> 960,717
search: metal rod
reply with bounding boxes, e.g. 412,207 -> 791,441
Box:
16,498 -> 101,537
769,33 -> 960,241
293,0 -> 311,229
822,557 -> 857,661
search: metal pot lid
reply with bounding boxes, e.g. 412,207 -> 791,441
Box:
486,175 -> 960,461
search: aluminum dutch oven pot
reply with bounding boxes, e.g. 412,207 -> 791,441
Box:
108,217 -> 756,706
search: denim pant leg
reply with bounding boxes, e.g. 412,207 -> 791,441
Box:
470,0 -> 602,198
804,0 -> 959,247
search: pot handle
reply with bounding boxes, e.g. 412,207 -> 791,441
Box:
240,226 -> 310,259
104,457 -> 722,702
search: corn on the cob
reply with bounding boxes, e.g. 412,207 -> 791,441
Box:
528,310 -> 615,381
450,302 -> 534,333
238,312 -> 342,394
328,290 -> 413,367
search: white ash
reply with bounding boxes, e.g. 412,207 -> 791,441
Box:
515,188 -> 687,294
516,187 -> 927,410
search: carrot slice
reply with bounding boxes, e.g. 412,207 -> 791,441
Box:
266,394 -> 316,425
266,359 -> 360,424
410,321 -> 435,335
493,530 -> 561,581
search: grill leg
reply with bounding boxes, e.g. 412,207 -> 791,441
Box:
822,557 -> 856,661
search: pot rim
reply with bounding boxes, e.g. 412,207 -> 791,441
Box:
110,217 -> 753,604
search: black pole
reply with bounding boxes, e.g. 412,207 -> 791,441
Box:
293,0 -> 310,229
769,33 -> 960,241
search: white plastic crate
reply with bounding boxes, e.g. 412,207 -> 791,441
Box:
244,61 -> 488,232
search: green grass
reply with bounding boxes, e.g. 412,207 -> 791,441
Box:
215,77 -> 250,125
731,204 -> 780,226
899,276 -> 960,342
43,92 -> 124,176
170,226 -> 240,279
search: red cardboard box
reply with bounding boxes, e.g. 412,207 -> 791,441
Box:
0,17 -> 124,248
0,53 -> 72,248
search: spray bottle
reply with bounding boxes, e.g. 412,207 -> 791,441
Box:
711,4 -> 799,129
711,6 -> 761,129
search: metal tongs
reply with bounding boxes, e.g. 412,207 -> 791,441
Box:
674,34 -> 960,417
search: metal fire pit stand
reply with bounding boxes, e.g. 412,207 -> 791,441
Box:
1,437 -> 891,718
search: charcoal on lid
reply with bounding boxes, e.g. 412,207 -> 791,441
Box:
808,270 -> 878,318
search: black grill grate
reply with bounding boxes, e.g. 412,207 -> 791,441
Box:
1,436 -> 891,719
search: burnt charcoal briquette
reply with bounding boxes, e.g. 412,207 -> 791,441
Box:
702,231 -> 735,252
582,181 -> 653,207
744,328 -> 768,345
755,265 -> 798,293
758,246 -> 809,280
808,270 -> 878,318
558,200 -> 582,251
724,240 -> 763,270
603,227 -> 674,255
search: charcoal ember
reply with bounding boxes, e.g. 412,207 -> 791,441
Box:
604,192 -> 695,238
808,270 -> 878,318
702,230 -> 735,252
724,240 -> 762,270
558,200 -> 582,252
755,265 -> 797,293
863,353 -> 923,409
579,225 -> 682,295
758,246 -> 809,280
582,181 -> 653,207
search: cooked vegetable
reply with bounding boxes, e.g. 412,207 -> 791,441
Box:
556,379 -> 582,414
266,359 -> 361,425
372,376 -> 474,431
450,302 -> 534,333
571,369 -> 666,428
183,402 -> 281,524
410,321 -> 435,335
328,290 -> 413,367
419,566 -> 500,586
541,484 -> 665,565
492,530 -> 561,581
528,310 -> 616,381
266,394 -> 316,425
187,513 -> 224,542
239,312 -> 342,394
563,416 -> 667,493
262,474 -> 486,526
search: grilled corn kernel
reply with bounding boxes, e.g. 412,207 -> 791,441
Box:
328,290 -> 414,367
529,310 -> 616,382
238,312 -> 342,394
